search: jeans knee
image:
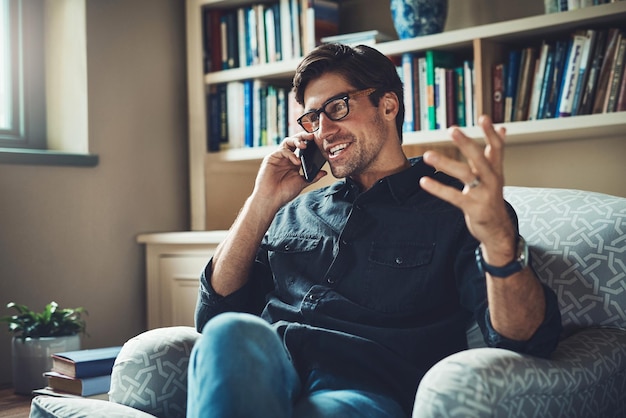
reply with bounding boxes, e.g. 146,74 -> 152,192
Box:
201,312 -> 270,340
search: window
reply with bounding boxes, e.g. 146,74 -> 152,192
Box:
0,0 -> 97,166
0,0 -> 46,149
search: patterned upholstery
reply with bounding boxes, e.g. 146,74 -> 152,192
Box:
109,326 -> 200,418
413,187 -> 626,417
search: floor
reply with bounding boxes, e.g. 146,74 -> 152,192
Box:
0,387 -> 32,418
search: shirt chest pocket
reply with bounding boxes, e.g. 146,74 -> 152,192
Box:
263,236 -> 324,289
360,242 -> 436,314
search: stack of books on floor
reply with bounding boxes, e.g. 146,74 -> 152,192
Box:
34,346 -> 123,400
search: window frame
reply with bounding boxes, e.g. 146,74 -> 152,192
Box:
0,0 -> 97,167
0,0 -> 46,149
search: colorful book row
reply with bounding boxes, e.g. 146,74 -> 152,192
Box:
207,80 -> 304,151
492,27 -> 626,124
202,0 -> 339,73
399,51 -> 476,132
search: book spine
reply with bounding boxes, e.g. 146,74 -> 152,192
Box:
571,30 -> 596,116
243,80 -> 253,147
616,63 -> 626,111
557,34 -> 586,117
418,57 -> 429,130
504,50 -> 521,123
237,8 -> 247,68
513,47 -> 536,122
402,53 -> 415,132
544,40 -> 569,119
463,60 -> 474,126
492,63 -> 505,123
455,66 -> 466,127
280,0 -> 293,60
445,68 -> 456,128
528,43 -> 550,120
537,46 -> 555,119
603,33 -> 626,112
412,55 -> 421,131
578,29 -> 607,115
434,67 -> 445,129
592,28 -> 620,114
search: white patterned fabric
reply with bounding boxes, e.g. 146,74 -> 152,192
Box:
109,326 -> 200,418
413,187 -> 626,417
29,396 -> 155,418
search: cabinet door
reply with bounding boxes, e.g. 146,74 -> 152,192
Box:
158,255 -> 210,328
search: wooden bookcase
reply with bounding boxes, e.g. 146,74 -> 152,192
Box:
186,0 -> 626,231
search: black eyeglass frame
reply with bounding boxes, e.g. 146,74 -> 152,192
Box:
296,87 -> 376,133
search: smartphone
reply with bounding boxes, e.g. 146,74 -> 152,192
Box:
298,141 -> 326,182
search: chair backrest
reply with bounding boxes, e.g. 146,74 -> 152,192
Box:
504,186 -> 626,336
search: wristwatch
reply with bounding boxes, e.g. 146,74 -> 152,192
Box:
475,235 -> 529,278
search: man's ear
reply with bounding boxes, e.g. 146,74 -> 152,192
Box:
381,92 -> 400,119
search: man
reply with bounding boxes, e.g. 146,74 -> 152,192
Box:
188,43 -> 561,418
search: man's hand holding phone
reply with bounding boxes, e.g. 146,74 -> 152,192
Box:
297,140 -> 327,182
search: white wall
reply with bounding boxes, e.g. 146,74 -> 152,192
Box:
0,0 -> 188,385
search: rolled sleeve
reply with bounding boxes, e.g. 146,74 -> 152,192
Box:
484,282 -> 562,358
195,256 -> 274,332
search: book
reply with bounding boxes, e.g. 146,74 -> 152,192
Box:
528,42 -> 550,120
592,28 -> 621,113
603,33 -> 625,112
463,60 -> 475,126
512,47 -> 537,121
445,68 -> 456,128
570,29 -> 596,115
544,39 -> 569,119
536,45 -> 555,119
455,66 -> 466,127
305,0 -> 340,53
402,53 -> 416,132
578,29 -> 608,115
44,371 -> 111,397
492,62 -> 505,123
425,50 -> 456,129
418,56 -> 429,130
321,30 -> 394,46
504,49 -> 521,122
51,346 -> 122,379
557,34 -> 587,117
616,63 -> 626,111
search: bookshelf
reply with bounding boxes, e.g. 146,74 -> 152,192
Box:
186,0 -> 626,230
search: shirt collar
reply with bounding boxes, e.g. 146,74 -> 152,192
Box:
327,157 -> 436,205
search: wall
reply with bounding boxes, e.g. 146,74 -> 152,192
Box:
0,0 -> 188,386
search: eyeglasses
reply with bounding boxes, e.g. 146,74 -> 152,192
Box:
297,88 -> 376,133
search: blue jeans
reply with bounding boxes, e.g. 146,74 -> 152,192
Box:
187,312 -> 406,418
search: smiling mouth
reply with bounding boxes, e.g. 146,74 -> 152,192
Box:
328,143 -> 349,157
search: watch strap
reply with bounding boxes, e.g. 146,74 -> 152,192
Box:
475,235 -> 529,278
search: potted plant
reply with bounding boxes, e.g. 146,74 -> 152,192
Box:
1,301 -> 87,394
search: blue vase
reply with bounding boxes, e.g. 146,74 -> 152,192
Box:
390,0 -> 448,39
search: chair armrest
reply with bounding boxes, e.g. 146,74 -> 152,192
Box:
109,326 -> 200,418
413,327 -> 626,418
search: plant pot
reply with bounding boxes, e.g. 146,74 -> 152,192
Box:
11,334 -> 81,394
390,0 -> 448,39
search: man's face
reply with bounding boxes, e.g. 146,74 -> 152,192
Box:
302,73 -> 388,182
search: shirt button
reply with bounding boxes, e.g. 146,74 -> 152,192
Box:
327,277 -> 335,284
395,257 -> 404,265
284,244 -> 290,251
308,294 -> 315,300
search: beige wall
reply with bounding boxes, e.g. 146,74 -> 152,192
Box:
0,1 -> 188,385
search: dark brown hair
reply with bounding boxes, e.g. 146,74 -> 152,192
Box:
292,43 -> 405,142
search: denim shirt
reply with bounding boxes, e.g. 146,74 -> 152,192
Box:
196,157 -> 562,415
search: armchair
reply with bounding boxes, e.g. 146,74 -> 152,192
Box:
29,187 -> 626,418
